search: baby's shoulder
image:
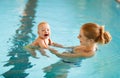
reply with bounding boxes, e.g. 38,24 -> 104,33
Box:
32,38 -> 41,45
35,37 -> 43,42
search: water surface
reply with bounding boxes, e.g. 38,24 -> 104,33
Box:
0,0 -> 120,78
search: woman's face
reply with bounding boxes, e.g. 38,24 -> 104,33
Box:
77,29 -> 88,45
38,24 -> 51,39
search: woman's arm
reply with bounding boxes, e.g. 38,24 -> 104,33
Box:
51,42 -> 64,48
39,48 -> 50,57
48,48 -> 95,58
51,42 -> 75,49
48,48 -> 81,58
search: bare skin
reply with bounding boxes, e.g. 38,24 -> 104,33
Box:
49,23 -> 111,58
25,22 -> 63,58
116,0 -> 120,3
48,26 -> 97,58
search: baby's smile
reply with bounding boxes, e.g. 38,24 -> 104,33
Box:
44,34 -> 49,37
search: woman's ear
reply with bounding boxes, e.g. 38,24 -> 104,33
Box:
91,39 -> 95,42
88,39 -> 94,43
90,39 -> 94,42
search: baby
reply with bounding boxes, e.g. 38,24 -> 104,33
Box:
25,21 -> 64,58
49,23 -> 112,58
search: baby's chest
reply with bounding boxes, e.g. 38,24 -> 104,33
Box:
44,39 -> 50,45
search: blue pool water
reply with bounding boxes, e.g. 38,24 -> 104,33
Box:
0,0 -> 120,78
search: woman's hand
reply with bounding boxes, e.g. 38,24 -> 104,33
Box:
48,47 -> 58,54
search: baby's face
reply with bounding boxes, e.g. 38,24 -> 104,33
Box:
38,24 -> 51,39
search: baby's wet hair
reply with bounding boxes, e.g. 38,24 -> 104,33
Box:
38,21 -> 49,28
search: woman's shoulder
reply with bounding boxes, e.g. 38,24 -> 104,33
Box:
73,45 -> 95,52
73,46 -> 85,53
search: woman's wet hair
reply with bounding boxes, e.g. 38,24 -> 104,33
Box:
81,23 -> 112,44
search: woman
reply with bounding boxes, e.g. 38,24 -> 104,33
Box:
49,23 -> 112,58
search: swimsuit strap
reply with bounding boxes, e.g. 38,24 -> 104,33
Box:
84,47 -> 98,53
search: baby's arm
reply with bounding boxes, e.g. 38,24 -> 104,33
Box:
37,41 -> 49,57
38,40 -> 48,48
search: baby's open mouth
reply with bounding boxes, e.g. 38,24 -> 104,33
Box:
44,34 -> 49,36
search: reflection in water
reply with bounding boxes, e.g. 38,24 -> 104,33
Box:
2,0 -> 38,78
43,58 -> 84,78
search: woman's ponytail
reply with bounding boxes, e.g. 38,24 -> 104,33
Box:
97,26 -> 112,44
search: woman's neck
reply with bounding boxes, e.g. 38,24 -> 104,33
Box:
82,43 -> 97,52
